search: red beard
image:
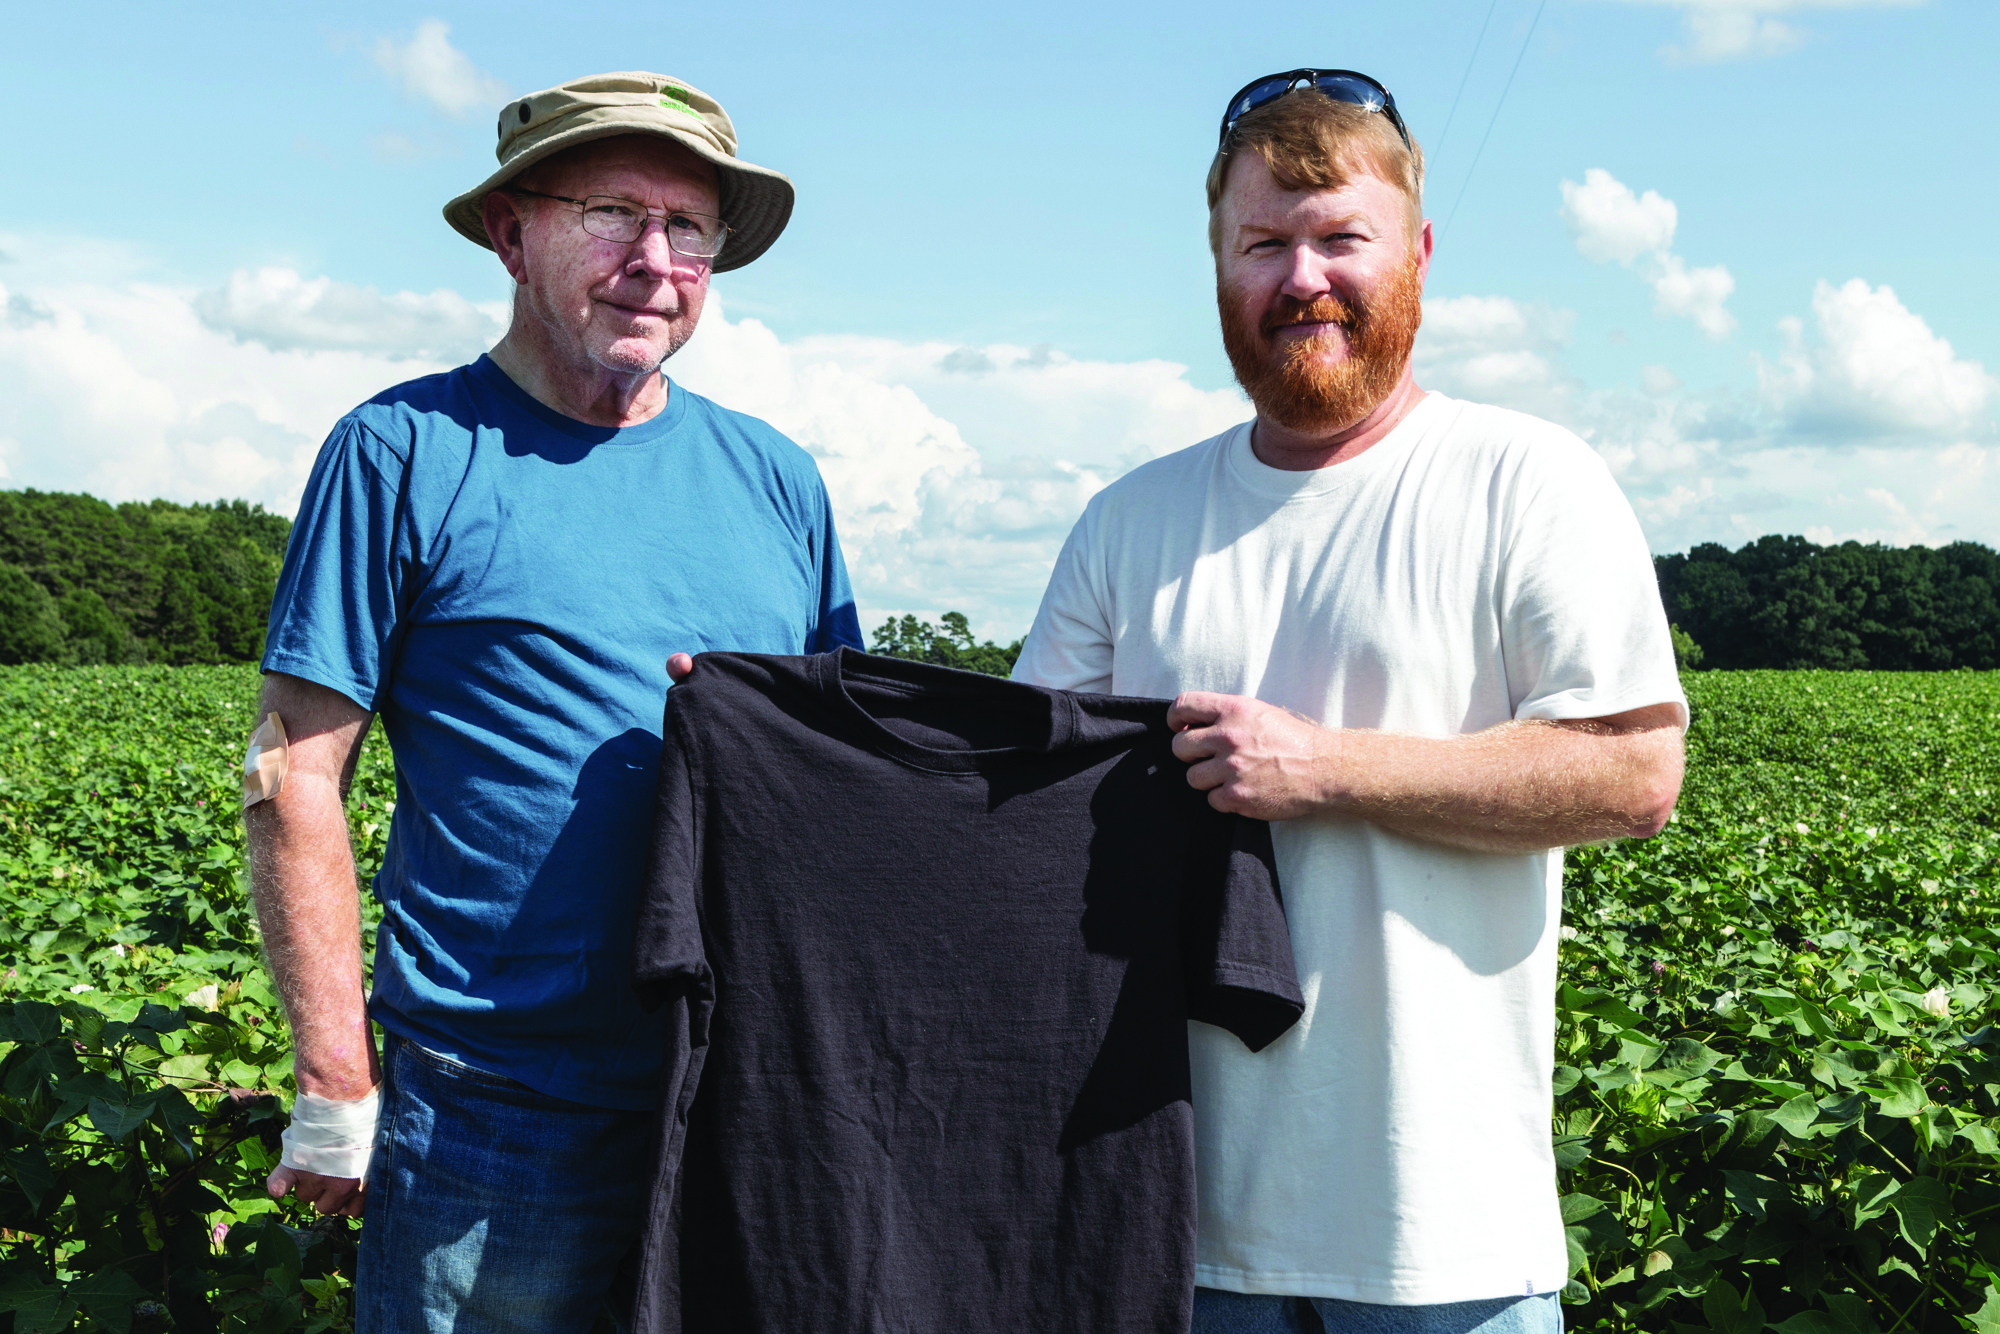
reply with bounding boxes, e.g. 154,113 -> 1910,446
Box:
1218,256 -> 1424,434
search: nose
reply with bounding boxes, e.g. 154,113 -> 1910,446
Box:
623,216 -> 706,278
1279,242 -> 1333,303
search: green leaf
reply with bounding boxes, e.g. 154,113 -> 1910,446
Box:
1887,1176 -> 1951,1252
1702,1279 -> 1768,1334
1966,1283 -> 2000,1334
70,1268 -> 150,1334
1851,1173 -> 1899,1224
1771,1093 -> 1819,1138
11,1000 -> 63,1043
1721,1169 -> 1780,1218
1819,1294 -> 1879,1334
155,1052 -> 212,1082
1561,1192 -> 1609,1225
1559,984 -> 1649,1029
1872,1076 -> 1929,1118
0,1275 -> 79,1334
1648,1037 -> 1722,1084
1553,1134 -> 1591,1170
253,1218 -> 307,1284
4,1142 -> 56,1211
87,1093 -> 156,1141
132,1000 -> 186,1036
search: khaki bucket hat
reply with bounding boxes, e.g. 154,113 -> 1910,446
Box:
443,71 -> 793,273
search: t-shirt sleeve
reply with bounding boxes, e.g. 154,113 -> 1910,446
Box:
805,482 -> 864,653
1012,502 -> 1116,692
260,417 -> 416,712
1181,813 -> 1303,1052
1498,438 -> 1689,728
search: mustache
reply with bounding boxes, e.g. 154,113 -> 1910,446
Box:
1260,295 -> 1361,339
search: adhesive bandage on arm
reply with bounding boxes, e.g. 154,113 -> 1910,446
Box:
279,1088 -> 381,1182
242,712 -> 289,809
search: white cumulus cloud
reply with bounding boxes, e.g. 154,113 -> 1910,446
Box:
1560,169 -> 1735,339
1410,273 -> 1996,553
196,267 -> 509,361
372,20 -> 508,118
1558,169 -> 1677,265
1415,294 -> 1576,421
1761,278 -> 1995,442
1602,0 -> 1922,65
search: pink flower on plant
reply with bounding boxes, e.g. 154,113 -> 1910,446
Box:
211,1221 -> 229,1247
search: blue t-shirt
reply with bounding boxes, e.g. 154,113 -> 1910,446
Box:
263,355 -> 862,1109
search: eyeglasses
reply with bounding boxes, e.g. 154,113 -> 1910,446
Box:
507,189 -> 732,259
1218,69 -> 1412,155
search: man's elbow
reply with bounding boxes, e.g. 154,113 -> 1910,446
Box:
1620,771 -> 1683,840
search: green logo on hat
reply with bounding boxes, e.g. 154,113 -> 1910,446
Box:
660,86 -> 695,115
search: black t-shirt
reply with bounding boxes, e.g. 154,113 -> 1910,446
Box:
631,648 -> 1304,1334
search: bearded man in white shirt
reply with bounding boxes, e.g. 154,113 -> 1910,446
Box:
1011,71 -> 1689,1334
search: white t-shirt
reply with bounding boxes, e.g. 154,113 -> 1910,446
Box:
1011,392 -> 1686,1305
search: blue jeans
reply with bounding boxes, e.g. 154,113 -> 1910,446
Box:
1192,1287 -> 1564,1334
356,1035 -> 655,1333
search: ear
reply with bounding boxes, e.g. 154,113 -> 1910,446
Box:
1415,215 -> 1434,284
482,191 -> 534,283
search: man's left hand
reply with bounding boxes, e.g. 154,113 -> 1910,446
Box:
1168,691 -> 1334,821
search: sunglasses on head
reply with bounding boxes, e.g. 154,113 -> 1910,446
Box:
1219,69 -> 1412,154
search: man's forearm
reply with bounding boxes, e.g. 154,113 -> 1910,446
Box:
1170,693 -> 1685,852
1321,717 -> 1685,854
245,758 -> 379,1098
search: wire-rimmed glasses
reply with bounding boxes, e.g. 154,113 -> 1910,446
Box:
508,189 -> 732,260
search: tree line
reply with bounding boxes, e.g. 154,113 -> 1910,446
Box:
0,490 -> 289,666
1656,535 -> 2000,671
0,488 -> 1993,673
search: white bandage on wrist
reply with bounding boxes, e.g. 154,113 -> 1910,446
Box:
242,712 -> 290,809
279,1088 -> 381,1182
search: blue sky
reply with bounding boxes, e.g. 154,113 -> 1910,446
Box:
2,0 -> 1994,637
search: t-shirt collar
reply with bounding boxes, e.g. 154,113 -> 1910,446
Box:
1223,390 -> 1441,501
467,354 -> 692,446
812,647 -> 1080,774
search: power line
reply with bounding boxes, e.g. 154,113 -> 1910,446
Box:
1430,0 -> 1503,168
1441,0 -> 1549,241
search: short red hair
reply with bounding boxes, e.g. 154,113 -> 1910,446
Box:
1206,92 -> 1426,252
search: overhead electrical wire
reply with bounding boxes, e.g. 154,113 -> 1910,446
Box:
1429,0 -> 1503,169
1441,0 -> 1550,241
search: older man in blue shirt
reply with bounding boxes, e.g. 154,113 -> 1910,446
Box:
245,72 -> 859,1331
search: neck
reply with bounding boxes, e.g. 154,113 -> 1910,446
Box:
1249,366 -> 1425,472
487,321 -> 669,429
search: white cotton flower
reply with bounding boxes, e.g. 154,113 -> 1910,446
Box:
68,984 -> 95,994
185,983 -> 220,1011
1795,822 -> 1811,835
1720,925 -> 1736,937
111,943 -> 126,957
1921,987 -> 1951,1019
1559,925 -> 1580,941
